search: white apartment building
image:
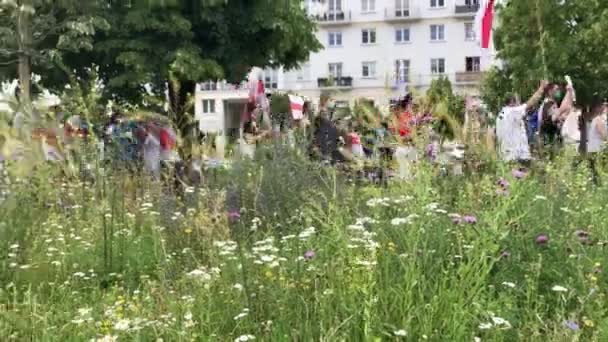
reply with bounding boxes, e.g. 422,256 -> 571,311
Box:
195,0 -> 494,136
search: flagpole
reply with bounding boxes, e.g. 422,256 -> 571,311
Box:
535,0 -> 549,79
534,0 -> 549,158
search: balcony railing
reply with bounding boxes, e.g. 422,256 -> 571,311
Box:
317,76 -> 353,88
198,81 -> 249,92
455,4 -> 480,14
315,11 -> 352,25
455,71 -> 483,83
384,7 -> 421,21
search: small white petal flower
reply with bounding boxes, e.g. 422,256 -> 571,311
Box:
478,323 -> 493,330
114,319 -> 130,331
233,312 -> 249,320
491,316 -> 511,328
394,329 -> 407,336
391,218 -> 409,226
552,285 -> 568,292
502,282 -> 516,288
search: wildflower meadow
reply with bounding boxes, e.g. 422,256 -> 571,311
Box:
2,143 -> 608,342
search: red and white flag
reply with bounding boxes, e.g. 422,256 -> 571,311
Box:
482,0 -> 495,49
475,0 -> 499,70
289,94 -> 304,120
475,0 -> 495,49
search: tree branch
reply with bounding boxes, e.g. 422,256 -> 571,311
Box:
0,48 -> 19,56
0,59 -> 19,66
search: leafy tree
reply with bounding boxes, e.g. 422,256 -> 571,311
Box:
69,0 -> 321,113
492,0 -> 608,106
0,0 -> 108,105
36,0 -> 322,159
269,92 -> 290,129
426,76 -> 466,124
480,66 -> 512,116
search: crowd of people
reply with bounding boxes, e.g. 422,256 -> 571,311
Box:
496,79 -> 607,181
3,76 -> 606,186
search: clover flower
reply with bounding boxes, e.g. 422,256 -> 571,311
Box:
535,234 -> 549,245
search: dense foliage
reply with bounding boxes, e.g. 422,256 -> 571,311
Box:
426,76 -> 466,124
0,0 -> 321,111
491,0 -> 608,106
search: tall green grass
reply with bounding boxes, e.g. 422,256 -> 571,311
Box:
1,143 -> 608,341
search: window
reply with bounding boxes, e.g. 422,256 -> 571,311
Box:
395,28 -> 410,43
362,62 -> 377,78
335,100 -> 349,108
430,0 -> 445,8
465,22 -> 475,41
297,63 -> 311,81
361,0 -> 375,12
202,99 -> 216,114
431,58 -> 445,74
465,57 -> 481,72
362,29 -> 376,44
395,0 -> 410,17
329,63 -> 343,78
430,24 -> 445,41
465,0 -> 480,5
263,68 -> 278,89
328,0 -> 342,12
201,81 -> 217,91
328,32 -> 342,47
395,59 -> 410,83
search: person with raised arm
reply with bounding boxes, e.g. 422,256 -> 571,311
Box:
496,80 -> 548,165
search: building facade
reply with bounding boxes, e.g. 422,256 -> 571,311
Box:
195,0 -> 494,135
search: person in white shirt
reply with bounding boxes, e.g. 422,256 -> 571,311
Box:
582,100 -> 608,185
496,80 -> 548,164
142,124 -> 161,179
586,107 -> 607,154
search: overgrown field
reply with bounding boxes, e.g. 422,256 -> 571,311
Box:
2,145 -> 608,341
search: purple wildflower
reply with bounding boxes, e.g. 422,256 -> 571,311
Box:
500,250 -> 511,259
535,234 -> 549,245
425,143 -> 437,161
448,214 -> 462,225
512,168 -> 528,179
497,178 -> 510,189
563,320 -> 580,331
463,215 -> 477,224
227,210 -> 241,223
304,250 -> 315,260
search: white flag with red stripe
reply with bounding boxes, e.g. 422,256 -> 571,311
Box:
289,94 -> 305,120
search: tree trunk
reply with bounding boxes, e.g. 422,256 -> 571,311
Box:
579,110 -> 588,156
17,0 -> 33,105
